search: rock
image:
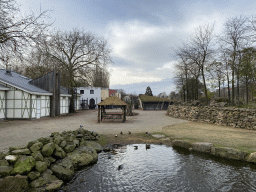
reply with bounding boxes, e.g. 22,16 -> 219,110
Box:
27,140 -> 40,149
35,161 -> 47,173
0,174 -> 28,192
172,140 -> 192,149
5,155 -> 18,164
76,134 -> 83,138
67,151 -> 94,167
30,142 -> 43,153
45,179 -> 63,191
77,127 -> 85,135
11,149 -> 31,155
103,147 -> 111,152
0,152 -> 5,160
28,171 -> 41,181
84,141 -> 102,153
59,140 -> 67,148
54,145 -> 66,159
214,147 -> 247,161
12,156 -> 36,175
41,169 -> 56,181
0,160 -> 9,166
192,142 -> 213,153
50,157 -> 74,181
30,177 -> 47,188
32,152 -> 44,161
9,146 -> 25,151
246,152 -> 256,163
54,136 -> 64,146
51,132 -> 60,137
0,166 -> 13,177
73,139 -> 80,147
64,143 -> 76,153
42,143 -> 55,157
43,157 -> 56,168
38,137 -> 51,145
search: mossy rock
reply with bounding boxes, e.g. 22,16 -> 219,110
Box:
30,177 -> 47,188
0,152 -> 5,160
0,160 -> 9,166
0,174 -> 28,192
27,171 -> 41,181
35,161 -> 47,173
54,145 -> 66,159
42,143 -> 56,157
31,152 -> 44,161
84,141 -> 102,153
0,166 -> 13,177
27,140 -> 39,149
30,142 -> 43,153
11,149 -> 31,155
12,156 -> 36,175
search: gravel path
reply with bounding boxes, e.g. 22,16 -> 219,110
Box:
0,109 -> 186,152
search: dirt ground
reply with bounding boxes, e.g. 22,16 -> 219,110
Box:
0,109 -> 185,152
1,109 -> 256,153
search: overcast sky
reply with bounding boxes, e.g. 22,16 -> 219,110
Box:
16,0 -> 256,95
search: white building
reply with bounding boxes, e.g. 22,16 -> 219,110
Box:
0,69 -> 71,120
77,87 -> 101,109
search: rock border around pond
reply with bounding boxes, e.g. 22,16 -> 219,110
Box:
0,128 -> 103,192
172,140 -> 256,163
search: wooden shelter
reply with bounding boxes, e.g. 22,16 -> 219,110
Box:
97,96 -> 127,123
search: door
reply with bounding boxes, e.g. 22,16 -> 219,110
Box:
36,96 -> 41,119
89,98 -> 95,109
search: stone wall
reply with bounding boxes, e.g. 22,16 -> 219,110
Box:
0,128 -> 102,192
167,105 -> 256,129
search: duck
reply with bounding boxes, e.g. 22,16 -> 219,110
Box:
128,131 -> 131,134
118,164 -> 123,170
120,131 -> 123,134
146,144 -> 150,149
134,146 -> 138,150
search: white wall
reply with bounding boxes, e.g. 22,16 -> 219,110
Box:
0,90 -> 6,119
60,96 -> 69,114
77,87 -> 101,109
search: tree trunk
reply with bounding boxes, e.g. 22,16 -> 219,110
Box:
218,79 -> 221,97
237,72 -> 240,106
246,75 -> 249,105
201,67 -> 208,104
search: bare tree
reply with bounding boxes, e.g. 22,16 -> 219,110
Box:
0,0 -> 51,68
220,16 -> 249,105
92,65 -> 109,88
42,29 -> 112,112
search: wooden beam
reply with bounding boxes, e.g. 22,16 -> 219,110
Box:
98,105 -> 101,123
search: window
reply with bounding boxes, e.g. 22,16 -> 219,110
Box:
90,90 -> 94,94
80,90 -> 84,94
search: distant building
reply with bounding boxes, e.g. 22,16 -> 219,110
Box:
138,94 -> 172,110
77,87 -> 101,109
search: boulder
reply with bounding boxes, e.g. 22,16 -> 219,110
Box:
42,143 -> 55,157
64,143 -> 76,153
38,137 -> 51,145
32,152 -> 44,161
0,152 -> 5,160
27,171 -> 41,181
67,151 -> 94,167
50,157 -> 74,181
5,155 -> 18,164
27,140 -> 39,149
35,161 -> 47,173
59,140 -> 67,148
192,142 -> 213,153
9,146 -> 25,151
54,136 -> 64,146
214,147 -> 247,161
30,142 -> 43,153
77,127 -> 85,135
246,152 -> 256,163
30,177 -> 47,188
172,140 -> 192,149
12,156 -> 36,175
11,149 -> 31,155
0,160 -> 9,166
0,166 -> 13,177
54,145 -> 66,159
0,174 -> 28,192
84,141 -> 102,153
45,179 -> 63,191
73,139 -> 80,147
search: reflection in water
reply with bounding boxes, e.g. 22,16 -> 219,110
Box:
59,144 -> 256,192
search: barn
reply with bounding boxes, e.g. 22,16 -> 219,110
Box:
138,94 -> 173,110
0,69 -> 52,119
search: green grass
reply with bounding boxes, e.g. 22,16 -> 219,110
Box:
96,135 -> 109,147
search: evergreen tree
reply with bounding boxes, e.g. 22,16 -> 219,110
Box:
145,86 -> 153,96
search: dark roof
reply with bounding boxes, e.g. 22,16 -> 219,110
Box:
139,94 -> 171,102
98,96 -> 127,106
0,84 -> 9,90
0,69 -> 52,95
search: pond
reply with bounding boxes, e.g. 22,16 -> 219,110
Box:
59,144 -> 256,192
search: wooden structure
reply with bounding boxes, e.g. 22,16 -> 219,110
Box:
138,94 -> 173,110
97,96 -> 127,123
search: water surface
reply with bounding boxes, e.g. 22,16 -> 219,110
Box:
59,144 -> 256,192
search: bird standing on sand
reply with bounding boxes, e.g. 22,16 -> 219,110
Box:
120,131 -> 123,134
129,131 -> 131,134
80,125 -> 83,128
